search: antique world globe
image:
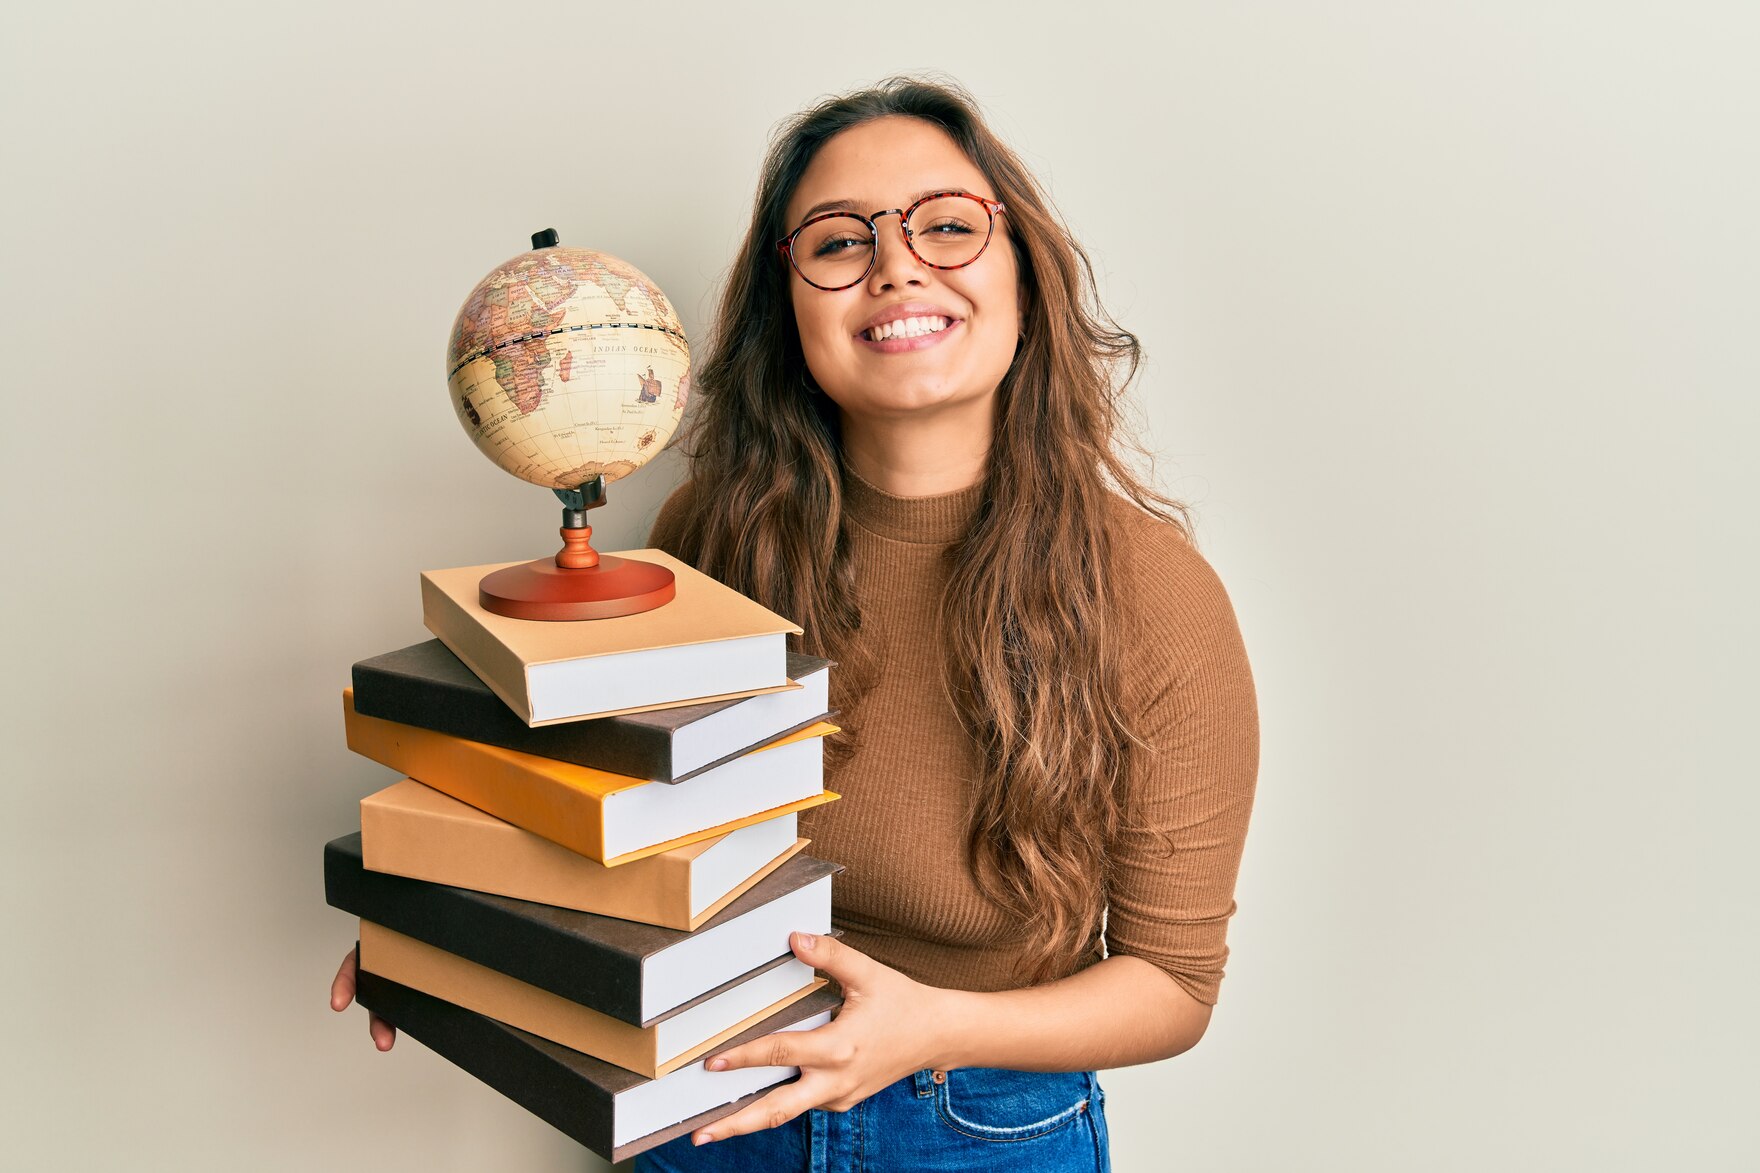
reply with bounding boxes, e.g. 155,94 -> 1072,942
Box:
448,229 -> 690,491
446,230 -> 690,620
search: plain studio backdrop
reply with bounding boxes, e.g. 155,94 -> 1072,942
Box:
1,2 -> 1753,1170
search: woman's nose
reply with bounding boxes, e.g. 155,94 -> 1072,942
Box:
867,213 -> 927,289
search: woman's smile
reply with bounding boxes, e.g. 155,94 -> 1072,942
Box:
853,299 -> 966,353
857,316 -> 963,353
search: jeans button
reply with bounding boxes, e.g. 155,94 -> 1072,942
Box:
931,1070 -> 946,1083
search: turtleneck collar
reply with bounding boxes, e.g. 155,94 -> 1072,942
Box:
841,463 -> 986,545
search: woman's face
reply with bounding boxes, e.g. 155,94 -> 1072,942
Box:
782,116 -> 1021,421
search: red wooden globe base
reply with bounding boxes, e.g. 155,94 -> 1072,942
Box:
479,524 -> 676,621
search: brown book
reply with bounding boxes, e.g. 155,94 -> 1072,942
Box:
361,779 -> 809,930
421,549 -> 804,726
353,966 -> 841,1163
359,920 -> 824,1078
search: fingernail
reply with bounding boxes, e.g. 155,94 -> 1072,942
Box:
693,1132 -> 711,1145
706,1057 -> 727,1071
795,931 -> 816,950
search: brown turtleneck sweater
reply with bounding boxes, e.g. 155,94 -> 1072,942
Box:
649,468 -> 1259,1006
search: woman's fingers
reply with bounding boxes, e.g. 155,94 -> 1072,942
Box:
704,1021 -> 848,1074
330,948 -> 358,1011
787,932 -> 879,991
332,947 -> 397,1049
691,1075 -> 830,1145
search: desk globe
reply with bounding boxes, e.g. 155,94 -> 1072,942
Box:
446,229 -> 691,620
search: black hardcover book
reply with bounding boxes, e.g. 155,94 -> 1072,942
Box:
325,833 -> 840,1025
350,640 -> 835,783
354,966 -> 840,1163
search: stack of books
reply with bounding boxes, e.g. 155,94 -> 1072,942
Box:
324,547 -> 845,1162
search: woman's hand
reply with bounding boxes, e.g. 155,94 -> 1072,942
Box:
690,931 -> 960,1146
329,947 -> 397,1051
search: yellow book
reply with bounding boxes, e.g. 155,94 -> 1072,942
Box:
343,690 -> 838,866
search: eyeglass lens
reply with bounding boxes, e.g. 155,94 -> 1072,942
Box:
792,195 -> 993,288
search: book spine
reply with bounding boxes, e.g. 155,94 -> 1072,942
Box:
351,659 -> 679,780
353,969 -> 835,1164
325,836 -> 648,1023
527,713 -> 676,781
344,691 -> 614,860
420,573 -> 535,723
359,785 -> 695,928
353,967 -> 618,1157
360,920 -> 825,1080
360,920 -> 666,1076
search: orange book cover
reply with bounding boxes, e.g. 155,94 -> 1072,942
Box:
343,690 -> 838,865
361,779 -> 810,930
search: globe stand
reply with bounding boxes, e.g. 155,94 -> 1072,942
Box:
478,476 -> 676,621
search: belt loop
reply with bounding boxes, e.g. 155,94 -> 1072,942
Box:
912,1068 -> 935,1098
808,1107 -> 828,1173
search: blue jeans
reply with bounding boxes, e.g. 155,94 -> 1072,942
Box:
636,1067 -> 1109,1172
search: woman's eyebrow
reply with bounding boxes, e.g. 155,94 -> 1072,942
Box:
796,188 -> 963,222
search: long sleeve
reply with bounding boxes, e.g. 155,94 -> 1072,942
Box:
1101,512 -> 1261,1006
639,474 -> 1261,1002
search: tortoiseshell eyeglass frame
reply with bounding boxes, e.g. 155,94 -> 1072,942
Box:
775,190 -> 1007,291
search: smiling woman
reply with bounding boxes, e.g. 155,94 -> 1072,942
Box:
621,74 -> 1261,1173
311,71 -> 1258,1172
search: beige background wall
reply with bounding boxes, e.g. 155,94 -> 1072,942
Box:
2,2 -> 1753,1169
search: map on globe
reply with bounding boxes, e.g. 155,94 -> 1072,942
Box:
447,246 -> 690,492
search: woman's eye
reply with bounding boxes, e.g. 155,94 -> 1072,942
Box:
813,237 -> 870,257
922,221 -> 975,236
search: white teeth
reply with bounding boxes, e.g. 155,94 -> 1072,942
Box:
867,315 -> 950,341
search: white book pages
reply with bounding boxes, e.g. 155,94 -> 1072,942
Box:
527,633 -> 788,724
652,958 -> 815,1065
603,736 -> 823,862
641,876 -> 834,1021
673,666 -> 833,776
614,1011 -> 834,1148
691,815 -> 800,919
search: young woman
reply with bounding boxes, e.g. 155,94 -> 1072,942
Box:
633,76 -> 1259,1170
332,75 -> 1258,1173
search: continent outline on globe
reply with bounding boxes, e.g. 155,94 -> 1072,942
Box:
447,244 -> 690,493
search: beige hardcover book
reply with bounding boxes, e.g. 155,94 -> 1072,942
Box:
361,779 -> 810,930
421,549 -> 805,727
358,920 -> 825,1079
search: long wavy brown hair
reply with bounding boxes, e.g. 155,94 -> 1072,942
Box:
655,75 -> 1191,984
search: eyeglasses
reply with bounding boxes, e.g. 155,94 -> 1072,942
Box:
776,190 -> 1006,291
